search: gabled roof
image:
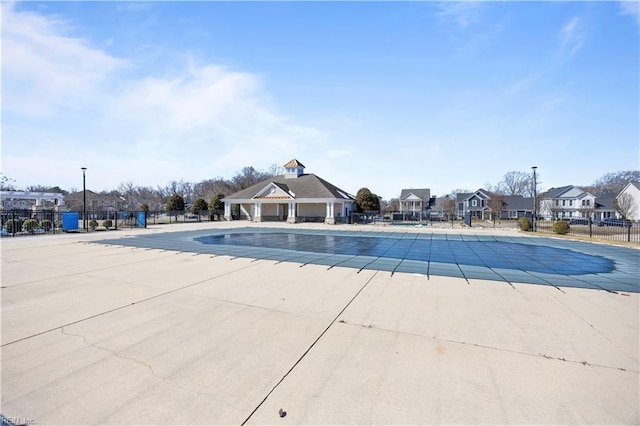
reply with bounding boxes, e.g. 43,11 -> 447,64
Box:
400,188 -> 430,201
464,189 -> 491,201
620,182 -> 640,194
542,185 -> 574,199
223,174 -> 354,201
541,185 -> 594,199
253,182 -> 293,199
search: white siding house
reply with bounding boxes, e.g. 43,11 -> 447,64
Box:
616,182 -> 640,221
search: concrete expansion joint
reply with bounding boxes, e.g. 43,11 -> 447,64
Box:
240,270 -> 380,426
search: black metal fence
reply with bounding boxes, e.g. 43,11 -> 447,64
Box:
0,209 -> 146,237
146,210 -> 223,224
536,219 -> 640,244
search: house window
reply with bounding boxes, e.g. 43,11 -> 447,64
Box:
556,200 -> 559,207
472,200 -> 477,207
569,200 -> 573,206
587,200 -> 590,206
562,200 -> 566,206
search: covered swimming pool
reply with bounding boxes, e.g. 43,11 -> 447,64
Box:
97,227 -> 639,293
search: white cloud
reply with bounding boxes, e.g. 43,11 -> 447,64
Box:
558,17 -> 585,58
437,1 -> 481,28
1,2 -> 325,191
619,1 -> 640,25
1,2 -> 126,117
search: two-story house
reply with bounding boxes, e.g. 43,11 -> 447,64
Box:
539,185 -> 618,220
457,189 -> 534,220
399,188 -> 431,220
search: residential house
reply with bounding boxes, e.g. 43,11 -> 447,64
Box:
0,191 -> 65,212
457,189 -> 533,220
540,185 -> 618,220
616,182 -> 640,221
398,188 -> 431,219
222,159 -> 355,224
63,190 -> 122,213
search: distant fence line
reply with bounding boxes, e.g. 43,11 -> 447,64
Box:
1,209 -> 638,244
536,219 -> 639,244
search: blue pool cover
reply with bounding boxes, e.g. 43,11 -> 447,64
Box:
97,228 -> 639,293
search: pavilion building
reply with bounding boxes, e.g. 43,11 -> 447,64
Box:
222,159 -> 355,224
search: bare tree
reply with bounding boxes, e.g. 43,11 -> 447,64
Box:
486,193 -> 505,225
194,178 -> 234,201
267,164 -> 285,177
589,170 -> 640,195
436,196 -> 457,222
615,193 -> 637,220
0,174 -> 17,191
231,166 -> 272,191
500,171 -> 532,196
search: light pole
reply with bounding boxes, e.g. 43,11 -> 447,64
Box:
532,166 -> 537,232
81,167 -> 87,231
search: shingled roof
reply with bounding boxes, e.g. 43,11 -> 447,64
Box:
223,173 -> 354,201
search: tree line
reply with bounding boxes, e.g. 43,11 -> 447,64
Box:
1,168 -> 637,215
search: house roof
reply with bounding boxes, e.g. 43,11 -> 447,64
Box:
594,193 -> 616,210
456,192 -> 473,203
283,159 -> 305,168
542,185 -> 574,199
463,189 -> 491,201
223,174 -> 354,201
621,182 -> 640,193
400,188 -> 430,201
502,195 -> 533,211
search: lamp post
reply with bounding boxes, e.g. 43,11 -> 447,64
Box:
81,167 -> 87,231
532,166 -> 537,232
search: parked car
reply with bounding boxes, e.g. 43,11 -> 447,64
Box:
597,218 -> 632,227
569,218 -> 590,225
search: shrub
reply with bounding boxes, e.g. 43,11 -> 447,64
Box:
553,221 -> 570,235
4,219 -> 22,233
518,217 -> 532,231
103,219 -> 113,229
89,219 -> 98,230
22,219 -> 39,233
40,219 -> 52,231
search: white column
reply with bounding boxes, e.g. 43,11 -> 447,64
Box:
224,203 -> 231,221
254,202 -> 262,222
287,202 -> 296,223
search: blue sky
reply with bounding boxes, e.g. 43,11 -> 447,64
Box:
2,1 -> 639,199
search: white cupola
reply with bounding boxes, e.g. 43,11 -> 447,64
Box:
283,159 -> 305,179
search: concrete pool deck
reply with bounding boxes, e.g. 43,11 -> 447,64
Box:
1,222 -> 638,425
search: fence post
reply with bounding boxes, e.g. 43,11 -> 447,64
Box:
628,224 -> 631,243
11,209 -> 15,237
